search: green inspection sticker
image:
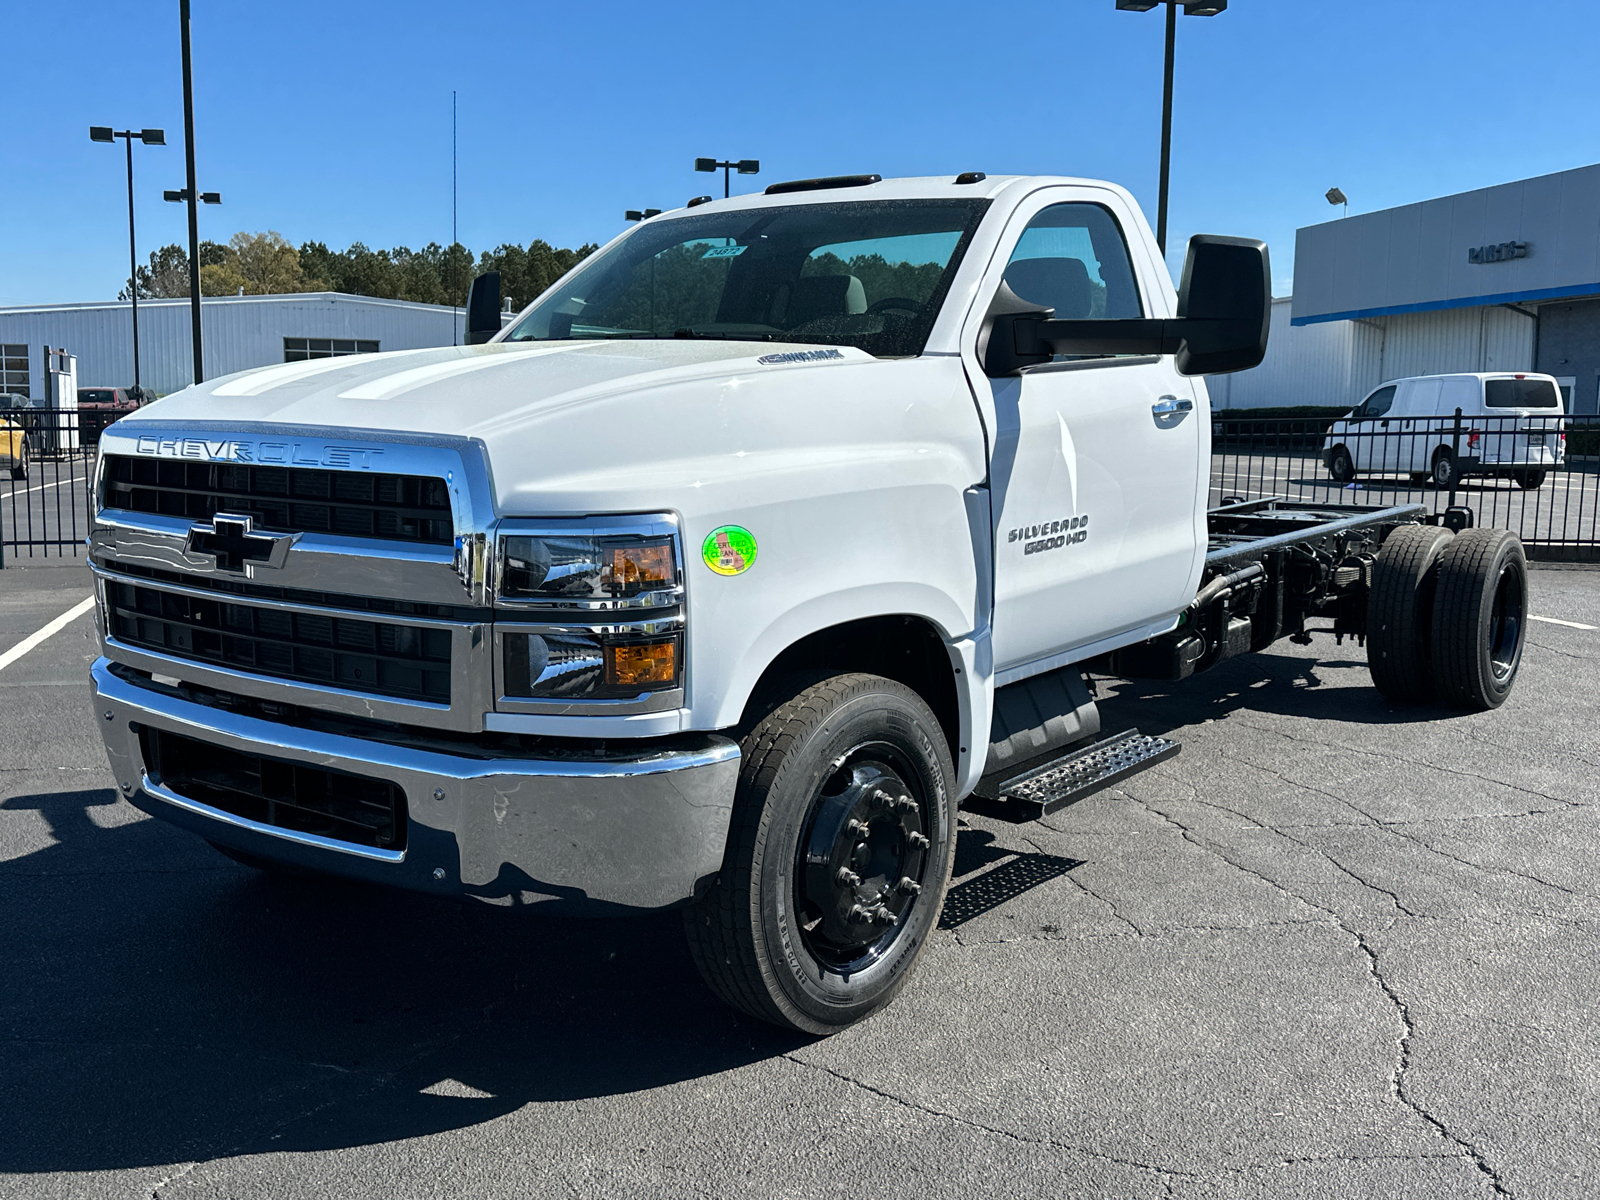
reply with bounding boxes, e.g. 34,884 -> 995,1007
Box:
702,525 -> 758,576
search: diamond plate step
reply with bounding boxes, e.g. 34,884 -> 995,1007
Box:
983,728 -> 1180,822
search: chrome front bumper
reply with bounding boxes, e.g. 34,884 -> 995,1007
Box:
90,658 -> 740,913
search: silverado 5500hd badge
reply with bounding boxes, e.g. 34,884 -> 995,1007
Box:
1008,514 -> 1089,556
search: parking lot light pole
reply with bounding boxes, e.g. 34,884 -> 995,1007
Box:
91,125 -> 164,393
1115,0 -> 1226,256
694,157 -> 760,199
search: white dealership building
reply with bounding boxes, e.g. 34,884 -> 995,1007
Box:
1210,161 -> 1600,415
0,292 -> 464,400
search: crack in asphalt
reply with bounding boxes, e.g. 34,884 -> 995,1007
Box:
1225,721 -> 1587,812
782,1054 -> 1198,1184
1019,831 -> 1146,936
1119,780 -> 1514,1198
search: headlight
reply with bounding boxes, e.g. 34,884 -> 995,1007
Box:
500,625 -> 681,699
499,533 -> 679,606
494,519 -> 685,708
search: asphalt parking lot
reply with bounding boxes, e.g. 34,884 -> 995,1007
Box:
1,558 -> 1596,1200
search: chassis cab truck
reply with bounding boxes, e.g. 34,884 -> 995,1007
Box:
87,174 -> 1528,1033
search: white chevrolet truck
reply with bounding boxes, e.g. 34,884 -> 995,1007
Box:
88,173 -> 1529,1033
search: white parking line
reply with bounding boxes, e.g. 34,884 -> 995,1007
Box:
0,470 -> 90,501
0,596 -> 96,674
1530,615 -> 1599,631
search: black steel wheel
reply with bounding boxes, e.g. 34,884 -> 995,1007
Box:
1328,445 -> 1356,483
1514,469 -> 1546,491
1367,523 -> 1455,702
1431,529 -> 1527,711
1431,448 -> 1458,488
684,673 -> 957,1034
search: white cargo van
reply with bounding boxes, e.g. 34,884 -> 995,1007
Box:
1323,372 -> 1565,489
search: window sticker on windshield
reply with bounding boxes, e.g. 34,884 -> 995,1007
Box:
700,245 -> 747,259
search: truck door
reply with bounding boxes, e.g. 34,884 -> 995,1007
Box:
968,193 -> 1204,674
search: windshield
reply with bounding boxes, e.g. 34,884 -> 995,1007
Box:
503,198 -> 991,358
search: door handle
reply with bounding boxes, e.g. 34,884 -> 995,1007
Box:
1152,396 -> 1193,416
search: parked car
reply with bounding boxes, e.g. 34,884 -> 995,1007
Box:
86,174 -> 1528,1034
1322,372 -> 1566,489
77,386 -> 140,445
0,411 -> 27,479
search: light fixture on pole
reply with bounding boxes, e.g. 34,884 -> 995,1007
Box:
625,209 -> 662,221
694,157 -> 760,199
1115,0 -> 1227,256
90,125 -> 165,395
1325,186 -> 1348,218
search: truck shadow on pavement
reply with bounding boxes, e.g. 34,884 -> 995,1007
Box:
0,786 -> 813,1176
1093,646 -> 1467,737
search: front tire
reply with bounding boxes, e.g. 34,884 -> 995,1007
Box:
9,444 -> 26,480
1431,529 -> 1528,711
1328,446 -> 1356,483
1432,449 -> 1458,489
1367,523 -> 1455,702
684,673 -> 958,1034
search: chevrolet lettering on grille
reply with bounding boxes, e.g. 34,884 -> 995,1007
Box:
184,513 -> 297,575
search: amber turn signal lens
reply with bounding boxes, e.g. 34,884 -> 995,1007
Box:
608,542 -> 676,592
606,639 -> 678,688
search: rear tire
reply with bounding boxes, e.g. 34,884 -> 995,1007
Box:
1430,529 -> 1527,711
1328,446 -> 1355,483
1367,523 -> 1455,702
1514,469 -> 1546,490
684,673 -> 957,1035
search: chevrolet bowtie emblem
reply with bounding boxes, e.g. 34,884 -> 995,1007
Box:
184,513 -> 297,575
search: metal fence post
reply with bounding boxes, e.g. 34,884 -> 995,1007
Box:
1448,406 -> 1463,509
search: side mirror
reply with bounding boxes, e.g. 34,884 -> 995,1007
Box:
981,234 -> 1270,378
465,271 -> 502,345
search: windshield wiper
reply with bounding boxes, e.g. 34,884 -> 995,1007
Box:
673,328 -> 776,342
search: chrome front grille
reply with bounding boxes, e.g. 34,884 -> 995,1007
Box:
100,454 -> 454,545
105,579 -> 453,704
92,427 -> 498,731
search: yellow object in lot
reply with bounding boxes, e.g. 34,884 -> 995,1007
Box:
0,416 -> 26,475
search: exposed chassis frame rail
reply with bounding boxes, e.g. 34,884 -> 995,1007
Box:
1100,497 -> 1429,682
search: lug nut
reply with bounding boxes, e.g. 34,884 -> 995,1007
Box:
836,867 -> 861,887
847,904 -> 873,925
908,831 -> 930,850
846,818 -> 868,837
872,905 -> 898,926
897,876 -> 922,896
895,796 -> 920,815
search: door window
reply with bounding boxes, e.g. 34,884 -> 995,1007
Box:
1356,385 -> 1395,419
1002,204 -> 1142,359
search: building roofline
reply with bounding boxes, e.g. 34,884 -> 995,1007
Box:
1291,282 -> 1600,326
0,292 -> 461,317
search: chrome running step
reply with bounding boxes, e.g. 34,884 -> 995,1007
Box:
984,728 -> 1180,823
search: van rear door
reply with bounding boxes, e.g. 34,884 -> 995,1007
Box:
1483,376 -> 1563,467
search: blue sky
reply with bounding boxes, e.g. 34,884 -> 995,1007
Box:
5,0 -> 1600,306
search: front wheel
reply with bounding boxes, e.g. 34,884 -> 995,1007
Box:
1328,446 -> 1356,483
684,673 -> 958,1034
9,443 -> 26,481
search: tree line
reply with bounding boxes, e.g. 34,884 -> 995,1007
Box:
125,232 -> 598,310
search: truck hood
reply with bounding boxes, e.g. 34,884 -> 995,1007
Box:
128,340 -> 873,438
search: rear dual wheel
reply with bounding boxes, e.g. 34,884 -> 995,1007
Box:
1367,525 -> 1527,711
684,673 -> 957,1035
